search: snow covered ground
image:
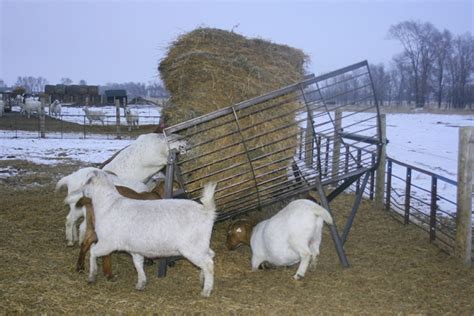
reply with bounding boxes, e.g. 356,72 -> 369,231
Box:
383,113 -> 472,218
0,111 -> 472,216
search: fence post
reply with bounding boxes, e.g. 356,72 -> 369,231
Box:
331,110 -> 342,185
375,114 -> 387,210
385,160 -> 392,212
404,167 -> 412,224
39,101 -> 46,138
455,126 -> 473,266
115,98 -> 121,139
429,176 -> 438,242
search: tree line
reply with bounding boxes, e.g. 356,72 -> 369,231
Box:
371,20 -> 473,109
1,20 -> 472,109
0,77 -> 169,99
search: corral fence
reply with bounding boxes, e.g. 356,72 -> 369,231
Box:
295,121 -> 473,265
0,103 -> 161,140
363,122 -> 473,266
358,154 -> 473,262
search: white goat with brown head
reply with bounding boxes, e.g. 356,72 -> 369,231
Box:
227,199 -> 333,280
74,169 -> 217,296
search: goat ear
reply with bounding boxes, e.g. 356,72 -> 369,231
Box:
85,170 -> 99,185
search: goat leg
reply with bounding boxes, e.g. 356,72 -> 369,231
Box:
76,230 -> 97,272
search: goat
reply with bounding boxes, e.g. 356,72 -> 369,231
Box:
74,180 -> 171,277
102,133 -> 187,184
83,107 -> 105,125
75,178 -> 182,276
49,100 -> 62,117
226,199 -> 333,280
56,167 -> 150,246
125,108 -> 139,131
76,169 -> 217,296
22,97 -> 42,118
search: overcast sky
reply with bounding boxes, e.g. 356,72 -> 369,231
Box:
1,0 -> 472,86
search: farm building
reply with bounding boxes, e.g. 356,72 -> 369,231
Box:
44,84 -> 101,104
104,89 -> 127,106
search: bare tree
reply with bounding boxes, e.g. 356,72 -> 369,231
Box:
432,29 -> 452,108
14,76 -> 48,93
369,63 -> 391,106
388,20 -> 438,108
448,33 -> 474,109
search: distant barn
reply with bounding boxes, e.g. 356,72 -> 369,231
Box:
45,84 -> 101,104
105,89 -> 127,106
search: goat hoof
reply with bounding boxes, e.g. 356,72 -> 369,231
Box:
105,274 -> 117,282
201,289 -> 211,297
293,274 -> 304,281
66,241 -> 74,247
76,265 -> 84,273
135,282 -> 146,291
87,276 -> 96,284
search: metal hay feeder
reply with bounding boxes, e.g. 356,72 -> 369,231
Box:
160,60 -> 383,274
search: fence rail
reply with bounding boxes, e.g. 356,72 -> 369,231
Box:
352,153 -> 473,260
0,112 -> 161,139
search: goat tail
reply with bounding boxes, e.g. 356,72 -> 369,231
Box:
200,182 -> 217,219
311,203 -> 333,225
55,175 -> 69,193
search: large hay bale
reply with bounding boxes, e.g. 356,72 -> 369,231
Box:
159,28 -> 308,210
159,27 -> 307,125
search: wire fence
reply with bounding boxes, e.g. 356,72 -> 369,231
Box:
0,112 -> 161,139
351,155 -> 473,260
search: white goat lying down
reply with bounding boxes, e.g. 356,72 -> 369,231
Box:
73,169 -> 217,297
56,167 -> 149,246
102,133 -> 187,184
226,199 -> 333,280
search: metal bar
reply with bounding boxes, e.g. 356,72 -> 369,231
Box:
355,149 -> 362,193
231,108 -> 262,209
387,157 -> 457,185
404,168 -> 412,225
369,154 -> 376,200
339,133 -> 380,145
327,174 -> 360,202
165,61 -> 369,134
366,61 -> 383,171
316,71 -> 369,91
324,138 -> 330,177
430,176 -> 438,242
314,182 -> 350,267
342,171 -> 370,244
385,160 -> 392,211
158,149 -> 177,278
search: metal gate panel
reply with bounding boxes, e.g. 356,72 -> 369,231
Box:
164,60 -> 382,221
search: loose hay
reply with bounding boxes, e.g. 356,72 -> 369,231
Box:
1,160 -> 473,314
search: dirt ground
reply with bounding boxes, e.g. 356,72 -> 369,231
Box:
1,159 -> 473,314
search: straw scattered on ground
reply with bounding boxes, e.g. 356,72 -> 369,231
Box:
1,160 -> 473,314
